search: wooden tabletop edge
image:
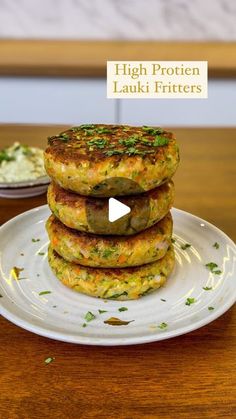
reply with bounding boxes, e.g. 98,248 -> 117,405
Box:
0,40 -> 235,78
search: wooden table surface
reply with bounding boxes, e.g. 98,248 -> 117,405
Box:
0,41 -> 236,78
0,125 -> 235,419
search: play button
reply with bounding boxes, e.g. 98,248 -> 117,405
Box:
108,198 -> 131,222
85,177 -> 151,235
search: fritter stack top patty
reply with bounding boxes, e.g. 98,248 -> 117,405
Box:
44,124 -> 179,196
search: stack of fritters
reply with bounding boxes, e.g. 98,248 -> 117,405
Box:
44,124 -> 180,300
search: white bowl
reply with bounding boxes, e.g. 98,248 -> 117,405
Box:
0,175 -> 50,198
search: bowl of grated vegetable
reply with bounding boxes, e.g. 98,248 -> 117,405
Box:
0,142 -> 50,198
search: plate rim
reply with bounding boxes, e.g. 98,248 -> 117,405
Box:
0,204 -> 235,346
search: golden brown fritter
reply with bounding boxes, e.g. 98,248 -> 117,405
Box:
46,212 -> 173,267
47,180 -> 174,235
48,244 -> 175,300
44,124 -> 179,196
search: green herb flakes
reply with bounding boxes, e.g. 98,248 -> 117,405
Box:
153,136 -> 169,146
181,243 -> 191,250
38,252 -> 45,256
80,124 -> 95,129
185,297 -> 196,306
208,307 -> 215,311
98,309 -> 107,314
82,323 -> 87,328
96,127 -> 113,134
118,307 -> 128,312
205,262 -> 217,271
0,149 -> 15,163
171,238 -> 176,243
39,291 -> 51,296
119,136 -> 139,147
160,298 -> 166,302
213,242 -> 220,249
87,138 -> 108,149
84,311 -> 96,322
44,357 -> 55,365
203,286 -> 213,291
158,322 -> 168,330
205,262 -> 222,274
56,133 -> 69,142
32,238 -> 40,242
142,126 -> 164,135
0,294 -> 3,298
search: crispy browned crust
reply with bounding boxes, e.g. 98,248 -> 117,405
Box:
47,211 -> 172,249
47,180 -> 174,235
50,179 -> 173,209
45,124 -> 175,166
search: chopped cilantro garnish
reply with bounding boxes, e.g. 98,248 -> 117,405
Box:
39,291 -> 51,296
87,138 -> 108,149
32,238 -> 40,242
54,133 -> 69,142
153,136 -> 169,146
181,243 -> 191,250
205,262 -> 221,274
119,136 -> 139,147
38,252 -> 45,256
208,307 -> 214,311
84,311 -> 96,322
80,124 -> 95,129
0,149 -> 15,163
98,309 -> 107,314
158,322 -> 168,329
118,307 -> 128,312
205,262 -> 218,271
203,286 -> 213,291
44,357 -> 55,364
142,126 -> 164,135
213,242 -> 219,249
82,323 -> 87,328
185,297 -> 196,306
95,127 -> 113,134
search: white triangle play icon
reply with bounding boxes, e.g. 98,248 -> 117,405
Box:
108,198 -> 131,222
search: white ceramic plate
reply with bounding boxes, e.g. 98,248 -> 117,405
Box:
0,205 -> 235,346
0,176 -> 50,198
